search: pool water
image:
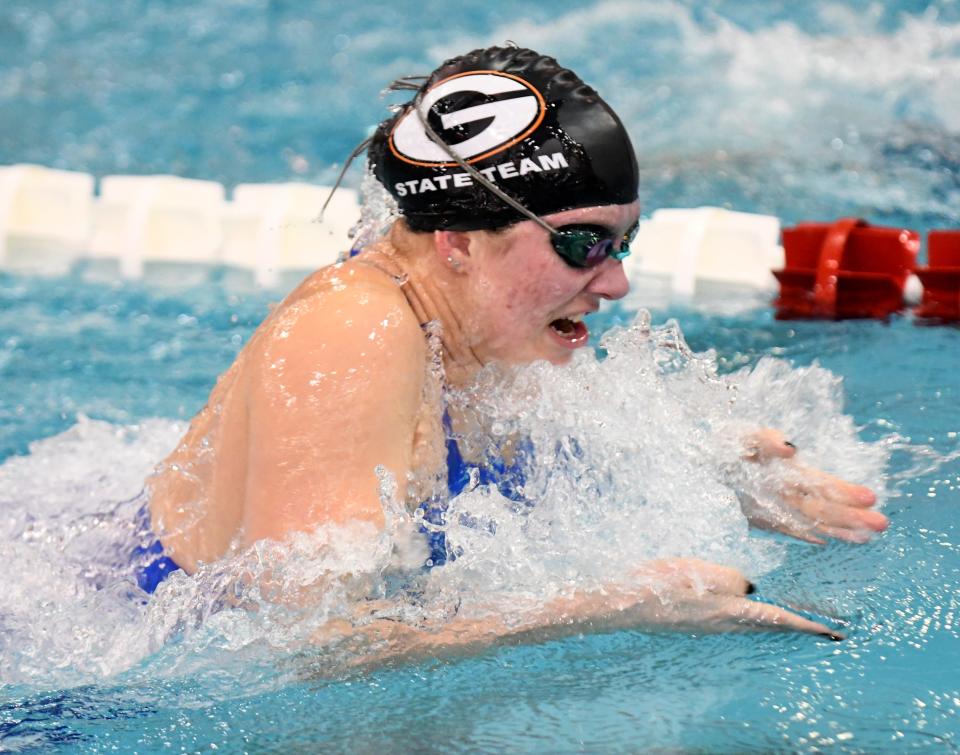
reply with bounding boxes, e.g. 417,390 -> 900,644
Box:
2,272 -> 957,752
3,0 -> 960,752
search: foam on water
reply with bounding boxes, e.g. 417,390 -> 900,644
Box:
0,413 -> 411,688
423,314 -> 887,613
0,417 -> 184,684
435,2 -> 960,150
0,313 -> 889,690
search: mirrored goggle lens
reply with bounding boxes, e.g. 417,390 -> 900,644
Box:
552,229 -> 632,268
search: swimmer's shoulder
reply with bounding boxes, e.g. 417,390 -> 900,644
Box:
280,251 -> 414,318
247,252 -> 426,374
240,250 -> 430,460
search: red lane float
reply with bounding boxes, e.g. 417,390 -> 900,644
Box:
914,230 -> 960,322
773,218 -> 919,320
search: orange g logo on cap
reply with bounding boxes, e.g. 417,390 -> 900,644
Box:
389,70 -> 547,167
369,46 -> 639,231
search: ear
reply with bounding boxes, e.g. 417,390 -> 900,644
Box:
433,230 -> 472,272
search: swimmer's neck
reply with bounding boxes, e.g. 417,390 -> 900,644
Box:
357,231 -> 485,390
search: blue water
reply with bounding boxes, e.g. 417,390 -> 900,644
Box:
3,0 -> 959,233
2,1 -> 960,752
3,273 -> 958,752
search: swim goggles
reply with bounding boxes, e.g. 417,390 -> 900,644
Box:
551,223 -> 637,269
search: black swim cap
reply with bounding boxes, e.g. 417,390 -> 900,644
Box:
367,46 -> 639,231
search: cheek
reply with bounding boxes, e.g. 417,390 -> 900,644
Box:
499,259 -> 565,318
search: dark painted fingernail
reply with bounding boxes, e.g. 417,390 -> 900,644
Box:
819,631 -> 844,641
784,441 -> 797,449
746,581 -> 756,594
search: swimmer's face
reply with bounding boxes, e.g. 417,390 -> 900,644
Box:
462,200 -> 639,366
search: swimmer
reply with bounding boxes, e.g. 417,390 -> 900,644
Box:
145,46 -> 888,648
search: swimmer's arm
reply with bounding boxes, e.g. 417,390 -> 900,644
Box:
242,284 -> 427,543
738,429 -> 888,543
314,559 -> 842,666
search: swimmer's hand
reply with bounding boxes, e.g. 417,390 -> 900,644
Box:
311,558 -> 842,668
619,558 -> 844,639
740,429 -> 888,544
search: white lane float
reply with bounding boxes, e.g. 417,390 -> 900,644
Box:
621,206 -> 783,312
0,164 -> 361,286
88,174 -> 226,279
222,182 -> 358,288
0,164 -> 94,274
0,167 -> 790,294
625,206 -> 784,294
1,163 -> 956,322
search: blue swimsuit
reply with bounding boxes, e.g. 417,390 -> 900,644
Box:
132,504 -> 183,593
418,415 -> 529,567
134,422 -> 529,593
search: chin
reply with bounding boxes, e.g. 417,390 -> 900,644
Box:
546,350 -> 575,366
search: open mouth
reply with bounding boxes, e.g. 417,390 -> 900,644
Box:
548,315 -> 589,346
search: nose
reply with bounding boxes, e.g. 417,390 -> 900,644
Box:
586,258 -> 631,300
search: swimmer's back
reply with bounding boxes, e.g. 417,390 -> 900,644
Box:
148,255 -> 433,572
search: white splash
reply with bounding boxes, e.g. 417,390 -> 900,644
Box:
0,313 -> 888,687
431,1 -> 960,149
420,313 -> 887,616
349,168 -> 400,251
